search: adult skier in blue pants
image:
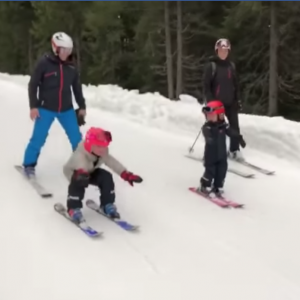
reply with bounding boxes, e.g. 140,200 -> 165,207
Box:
22,32 -> 86,176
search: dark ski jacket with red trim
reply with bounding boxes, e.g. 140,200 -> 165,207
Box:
202,56 -> 239,107
28,52 -> 86,112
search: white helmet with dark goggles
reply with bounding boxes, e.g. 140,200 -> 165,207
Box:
51,32 -> 73,56
215,38 -> 231,51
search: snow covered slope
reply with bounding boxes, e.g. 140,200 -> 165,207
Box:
1,73 -> 300,300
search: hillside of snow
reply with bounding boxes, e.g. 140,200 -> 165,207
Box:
1,72 -> 300,163
1,73 -> 300,300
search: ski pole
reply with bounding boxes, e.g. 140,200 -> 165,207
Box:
188,127 -> 202,153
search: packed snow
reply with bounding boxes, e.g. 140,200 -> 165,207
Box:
1,72 -> 300,300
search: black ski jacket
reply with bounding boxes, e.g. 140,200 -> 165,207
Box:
28,52 -> 86,112
203,56 -> 239,107
202,120 -> 244,164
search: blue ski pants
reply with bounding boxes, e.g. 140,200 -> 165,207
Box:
23,108 -> 82,166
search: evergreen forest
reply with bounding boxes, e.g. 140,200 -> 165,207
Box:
0,1 -> 299,120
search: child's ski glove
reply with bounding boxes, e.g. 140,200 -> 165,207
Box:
121,171 -> 143,186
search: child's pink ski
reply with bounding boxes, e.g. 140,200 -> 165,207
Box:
189,187 -> 244,208
215,195 -> 244,208
189,187 -> 229,208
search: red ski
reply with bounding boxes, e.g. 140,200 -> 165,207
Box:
189,187 -> 244,208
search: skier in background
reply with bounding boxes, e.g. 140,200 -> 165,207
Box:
202,38 -> 244,161
22,32 -> 86,177
63,126 -> 143,222
199,100 -> 246,195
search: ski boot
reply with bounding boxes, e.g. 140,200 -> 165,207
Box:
212,187 -> 224,198
23,165 -> 35,178
196,185 -> 211,196
102,203 -> 120,219
68,208 -> 85,223
197,177 -> 212,196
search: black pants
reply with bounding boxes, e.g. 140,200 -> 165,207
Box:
67,168 -> 115,210
225,105 -> 240,152
201,159 -> 228,189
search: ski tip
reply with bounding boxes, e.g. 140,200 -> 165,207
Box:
124,224 -> 140,232
84,229 -> 103,238
232,204 -> 244,209
86,199 -> 95,205
54,202 -> 66,213
266,171 -> 275,175
188,187 -> 197,191
189,187 -> 202,194
122,226 -> 140,232
42,193 -> 53,198
247,175 -> 255,178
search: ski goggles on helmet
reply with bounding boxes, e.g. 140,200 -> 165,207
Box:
202,104 -> 225,115
215,38 -> 231,50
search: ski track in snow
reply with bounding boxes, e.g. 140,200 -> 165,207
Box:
1,76 -> 300,300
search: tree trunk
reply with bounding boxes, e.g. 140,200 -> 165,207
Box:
176,1 -> 183,100
75,34 -> 81,73
268,1 -> 278,116
164,1 -> 174,99
28,33 -> 33,74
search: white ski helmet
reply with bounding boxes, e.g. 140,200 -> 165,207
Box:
215,38 -> 231,51
51,32 -> 73,55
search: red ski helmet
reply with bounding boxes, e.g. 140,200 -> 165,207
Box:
84,127 -> 112,153
202,100 -> 225,115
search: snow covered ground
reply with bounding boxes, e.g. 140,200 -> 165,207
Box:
1,73 -> 300,300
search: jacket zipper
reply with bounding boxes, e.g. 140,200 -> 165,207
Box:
228,68 -> 231,79
59,63 -> 63,112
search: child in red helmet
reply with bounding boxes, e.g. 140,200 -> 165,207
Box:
62,127 -> 143,223
199,100 -> 246,196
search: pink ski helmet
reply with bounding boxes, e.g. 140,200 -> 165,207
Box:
203,100 -> 225,115
83,127 -> 112,153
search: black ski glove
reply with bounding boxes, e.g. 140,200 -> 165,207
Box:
75,108 -> 86,126
238,100 -> 242,111
218,121 -> 228,130
239,135 -> 246,148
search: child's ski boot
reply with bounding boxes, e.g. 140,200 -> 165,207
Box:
212,187 -> 224,198
197,177 -> 212,196
197,185 -> 211,196
68,208 -> 85,223
102,203 -> 120,219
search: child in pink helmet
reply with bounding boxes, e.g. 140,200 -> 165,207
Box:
62,127 -> 143,223
199,101 -> 245,196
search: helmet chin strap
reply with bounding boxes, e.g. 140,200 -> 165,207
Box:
91,151 -> 100,157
